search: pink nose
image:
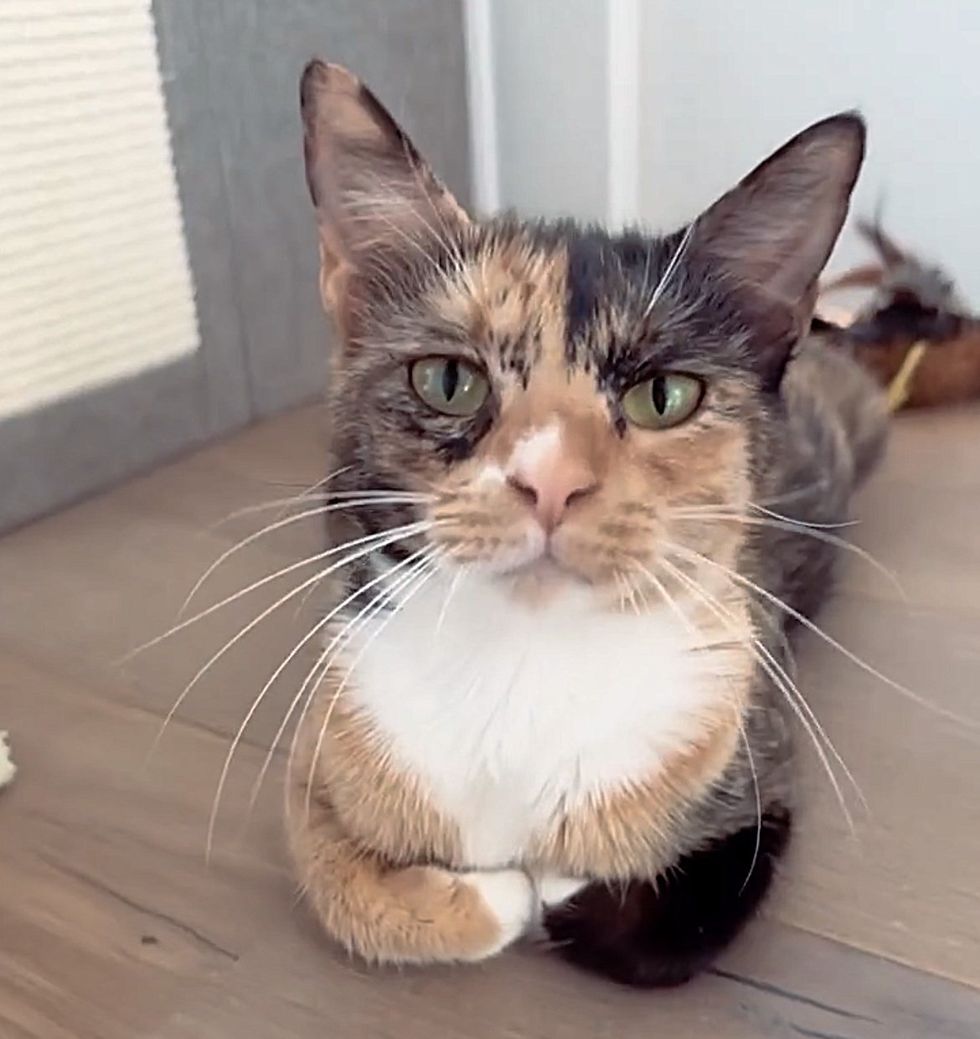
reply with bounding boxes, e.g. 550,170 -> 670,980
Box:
507,459 -> 599,532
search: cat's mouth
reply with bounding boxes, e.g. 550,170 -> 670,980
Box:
500,556 -> 587,606
493,540 -> 600,604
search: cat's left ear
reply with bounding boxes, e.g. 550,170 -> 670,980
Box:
300,60 -> 470,329
690,113 -> 865,381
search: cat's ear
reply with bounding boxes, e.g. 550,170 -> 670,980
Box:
690,113 -> 865,379
300,60 -> 470,325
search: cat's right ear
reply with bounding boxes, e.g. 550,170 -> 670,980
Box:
300,60 -> 470,330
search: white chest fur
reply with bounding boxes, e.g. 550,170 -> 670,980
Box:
344,571 -> 735,868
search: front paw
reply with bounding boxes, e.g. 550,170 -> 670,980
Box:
460,868 -> 537,958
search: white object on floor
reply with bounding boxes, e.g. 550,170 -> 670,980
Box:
0,731 -> 15,789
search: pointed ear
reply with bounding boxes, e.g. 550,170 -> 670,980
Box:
691,113 -> 865,376
299,60 -> 470,325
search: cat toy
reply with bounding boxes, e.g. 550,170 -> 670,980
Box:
816,220 -> 980,410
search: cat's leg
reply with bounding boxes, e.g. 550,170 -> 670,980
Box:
542,807 -> 791,988
289,796 -> 536,965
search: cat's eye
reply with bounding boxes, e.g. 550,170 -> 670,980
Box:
410,357 -> 489,417
622,373 -> 704,430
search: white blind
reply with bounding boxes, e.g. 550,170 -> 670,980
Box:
0,0 -> 199,420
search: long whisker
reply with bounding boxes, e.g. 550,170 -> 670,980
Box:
678,500 -> 858,530
209,487 -> 432,529
666,542 -> 979,733
181,495 -> 429,616
213,544 -> 434,854
434,562 -> 468,639
635,557 -> 765,885
750,478 -> 834,511
631,561 -> 700,641
613,573 -> 632,616
144,523 -> 432,763
203,466 -> 351,531
300,552 -> 443,821
657,555 -> 858,832
659,553 -> 866,802
122,520 -> 429,663
673,511 -> 906,599
736,719 -> 763,895
643,221 -> 695,319
748,502 -> 860,530
243,545 -> 439,823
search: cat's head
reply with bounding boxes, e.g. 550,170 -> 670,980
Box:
300,60 -> 863,606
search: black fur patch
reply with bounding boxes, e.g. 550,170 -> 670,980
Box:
543,807 -> 791,988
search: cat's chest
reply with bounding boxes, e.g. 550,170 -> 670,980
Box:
344,575 -> 728,868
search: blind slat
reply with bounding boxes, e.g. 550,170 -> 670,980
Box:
0,0 -> 199,422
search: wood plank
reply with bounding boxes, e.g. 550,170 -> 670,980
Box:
0,649 -> 287,1039
840,407 -> 980,615
0,419 -> 326,747
771,594 -> 980,987
151,911 -> 980,1039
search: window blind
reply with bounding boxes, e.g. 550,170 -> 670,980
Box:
0,0 -> 199,421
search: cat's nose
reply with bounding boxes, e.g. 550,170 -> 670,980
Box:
507,459 -> 598,532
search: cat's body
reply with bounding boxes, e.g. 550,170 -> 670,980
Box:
287,61 -> 887,986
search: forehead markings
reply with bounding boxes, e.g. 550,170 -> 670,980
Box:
428,235 -> 571,378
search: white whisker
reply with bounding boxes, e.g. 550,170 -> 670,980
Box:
748,502 -> 859,530
673,510 -> 905,599
209,487 -> 432,529
244,545 -> 440,823
667,542 -> 980,733
122,520 -> 430,663
657,555 -> 858,833
434,562 -> 468,639
736,718 -> 763,895
214,544 -> 435,854
632,561 -> 699,641
143,522 -> 432,765
643,221 -> 695,319
181,495 -> 429,617
300,552 -> 443,821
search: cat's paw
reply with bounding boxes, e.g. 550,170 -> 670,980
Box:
461,869 -> 536,958
536,874 -> 587,908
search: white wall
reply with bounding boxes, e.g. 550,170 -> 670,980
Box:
641,0 -> 980,304
475,0 -> 610,221
469,0 -> 980,304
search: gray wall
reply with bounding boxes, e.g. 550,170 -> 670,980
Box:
156,0 -> 473,416
0,0 -> 471,531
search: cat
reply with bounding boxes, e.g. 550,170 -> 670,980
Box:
286,59 -> 887,987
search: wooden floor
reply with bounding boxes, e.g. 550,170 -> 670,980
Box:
2,404 -> 979,1038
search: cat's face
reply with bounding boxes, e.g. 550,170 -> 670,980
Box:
301,61 -> 863,605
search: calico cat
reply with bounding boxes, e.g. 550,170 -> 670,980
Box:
287,60 -> 887,987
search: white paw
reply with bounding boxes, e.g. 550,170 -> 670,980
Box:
536,874 -> 587,908
462,869 -> 536,958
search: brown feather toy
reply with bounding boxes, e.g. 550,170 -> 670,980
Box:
816,219 -> 980,410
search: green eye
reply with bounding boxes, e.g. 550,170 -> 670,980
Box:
622,373 -> 704,429
410,357 -> 489,417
